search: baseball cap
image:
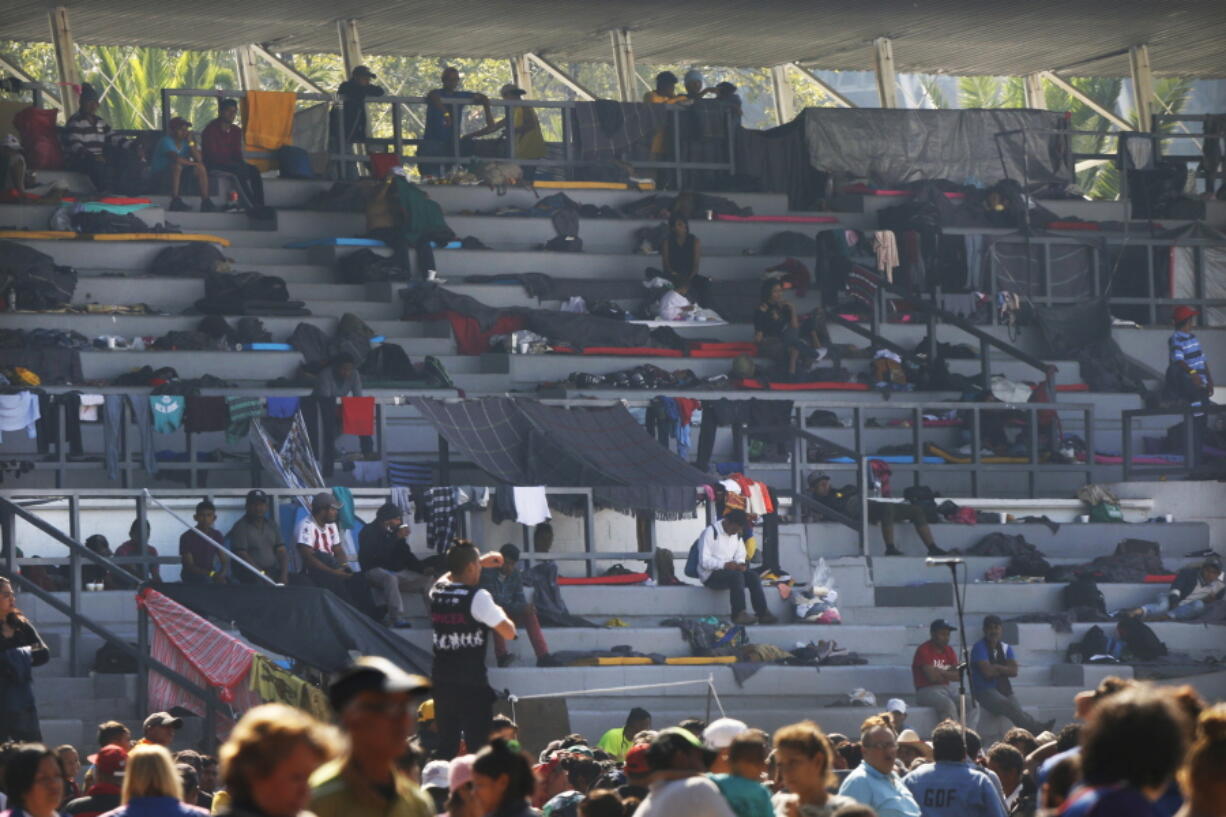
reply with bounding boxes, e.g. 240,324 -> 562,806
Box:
418,698 -> 435,722
623,743 -> 650,776
1172,305 -> 1199,323
94,745 -> 127,777
311,491 -> 341,511
353,65 -> 376,79
422,759 -> 451,790
702,717 -> 748,750
327,655 -> 431,712
929,618 -> 957,633
3,134 -> 20,150
500,83 -> 527,97
245,489 -> 269,505
449,754 -> 475,791
647,726 -> 716,771
886,698 -> 907,715
375,500 -> 403,522
168,117 -> 191,130
143,712 -> 184,731
683,69 -> 704,84
1204,554 -> 1222,571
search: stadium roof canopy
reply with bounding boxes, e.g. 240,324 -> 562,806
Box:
4,0 -> 1225,78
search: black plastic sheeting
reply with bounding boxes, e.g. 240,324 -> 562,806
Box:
154,582 -> 432,675
410,397 -> 709,517
1035,299 -> 1149,394
803,108 -> 1072,188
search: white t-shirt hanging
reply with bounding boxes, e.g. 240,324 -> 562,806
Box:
513,486 -> 552,526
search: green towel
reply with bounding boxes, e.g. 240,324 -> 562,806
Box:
225,397 -> 263,444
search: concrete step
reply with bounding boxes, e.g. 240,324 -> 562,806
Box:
428,185 -> 793,217
872,580 -> 1167,615
78,349 -> 304,381
79,263 -> 338,284
3,238 -> 312,271
73,276 -> 369,310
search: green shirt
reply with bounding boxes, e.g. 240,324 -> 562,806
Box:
596,727 -> 634,760
310,758 -> 433,817
709,773 -> 775,817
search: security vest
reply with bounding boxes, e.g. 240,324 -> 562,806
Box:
429,580 -> 489,685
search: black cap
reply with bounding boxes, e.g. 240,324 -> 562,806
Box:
983,614 -> 1003,629
353,65 -> 376,79
930,618 -> 957,633
647,727 -> 716,772
1204,554 -> 1222,571
219,98 -> 239,110
328,656 -> 431,712
375,501 -> 402,522
246,489 -> 269,505
312,491 -> 341,512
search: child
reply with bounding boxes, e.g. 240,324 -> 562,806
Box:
709,730 -> 774,817
179,499 -> 229,583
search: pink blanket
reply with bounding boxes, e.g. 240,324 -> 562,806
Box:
714,214 -> 839,223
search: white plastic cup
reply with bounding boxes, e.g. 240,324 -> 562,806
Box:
1077,514 -> 1090,524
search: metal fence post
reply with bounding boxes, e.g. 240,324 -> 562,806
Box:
68,493 -> 81,675
136,601 -> 149,717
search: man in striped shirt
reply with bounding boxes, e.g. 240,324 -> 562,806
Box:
63,83 -> 115,192
1168,305 -> 1214,465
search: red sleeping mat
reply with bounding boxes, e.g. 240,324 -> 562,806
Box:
839,184 -> 965,200
713,214 -> 839,224
1055,384 -> 1090,392
558,573 -> 649,585
1144,574 -> 1177,584
738,378 -> 869,391
570,347 -> 683,357
690,341 -> 758,353
1047,221 -> 1101,231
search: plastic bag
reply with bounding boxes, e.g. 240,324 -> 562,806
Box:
793,558 -> 841,622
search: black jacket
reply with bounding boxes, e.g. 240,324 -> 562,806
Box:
358,523 -> 423,573
1169,565 -> 1223,604
338,80 -> 386,141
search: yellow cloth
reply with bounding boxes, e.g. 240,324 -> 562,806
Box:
513,107 -> 547,160
248,655 -> 331,721
643,91 -> 687,157
665,655 -> 737,665
745,536 -> 757,561
210,789 -> 230,815
570,656 -> 653,666
311,759 -> 433,817
242,91 -> 297,172
533,180 -> 654,191
0,230 -> 230,246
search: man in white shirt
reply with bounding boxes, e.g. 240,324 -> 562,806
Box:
697,510 -> 777,626
296,492 -> 361,604
636,727 -> 733,817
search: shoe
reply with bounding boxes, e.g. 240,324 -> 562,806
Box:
884,546 -> 903,556
391,618 -> 412,629
497,654 -> 517,668
926,545 -> 949,556
169,197 -> 190,212
733,611 -> 758,626
200,198 -> 217,212
757,612 -> 779,625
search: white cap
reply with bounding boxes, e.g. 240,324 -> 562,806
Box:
390,165 -> 408,178
421,759 -> 451,790
886,698 -> 907,715
702,717 -> 749,750
3,134 -> 20,150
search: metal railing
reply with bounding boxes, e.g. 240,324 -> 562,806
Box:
1121,403 -> 1226,480
0,495 -> 231,750
157,87 -> 737,185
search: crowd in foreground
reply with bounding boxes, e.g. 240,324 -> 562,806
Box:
0,657 -> 1222,817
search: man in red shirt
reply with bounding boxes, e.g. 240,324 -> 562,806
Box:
911,618 -> 961,723
64,745 -> 125,817
201,98 -> 265,208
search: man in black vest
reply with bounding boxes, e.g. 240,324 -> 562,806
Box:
429,540 -> 516,758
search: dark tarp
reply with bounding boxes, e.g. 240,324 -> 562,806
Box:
733,117 -> 825,210
802,108 -> 1072,188
409,396 -> 710,517
988,232 -> 1100,303
153,582 -> 432,675
1034,299 -> 1149,394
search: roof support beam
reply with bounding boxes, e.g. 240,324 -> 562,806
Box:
787,62 -> 856,108
249,45 -> 327,94
510,54 -> 534,98
1128,44 -> 1154,132
525,53 -> 595,101
609,28 -> 636,103
234,45 -> 261,91
48,6 -> 79,117
874,37 -> 897,108
770,64 -> 795,124
1039,70 -> 1131,130
0,53 -> 63,110
337,18 -> 363,77
1023,73 -> 1044,109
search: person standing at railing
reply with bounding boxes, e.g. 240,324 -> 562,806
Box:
1167,306 -> 1214,468
339,66 -> 385,147
201,99 -> 266,209
463,84 -> 545,182
421,67 -> 492,179
0,576 -> 49,742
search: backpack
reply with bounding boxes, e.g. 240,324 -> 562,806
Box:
0,240 -> 77,310
93,641 -> 138,674
684,525 -> 715,580
1063,574 -> 1107,615
544,208 -> 583,252
288,322 -> 332,366
1089,502 -> 1125,523
1116,616 -> 1168,660
70,211 -> 151,234
360,344 -> 416,381
149,243 -> 230,277
277,145 -> 316,179
337,248 -> 401,283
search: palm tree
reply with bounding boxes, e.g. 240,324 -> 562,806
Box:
79,46 -> 237,131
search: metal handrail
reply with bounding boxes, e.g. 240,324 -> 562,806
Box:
1121,403 -> 1226,480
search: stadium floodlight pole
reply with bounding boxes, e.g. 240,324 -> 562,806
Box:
926,557 -> 971,735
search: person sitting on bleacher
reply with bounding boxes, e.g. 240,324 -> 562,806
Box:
697,509 -> 778,626
660,215 -> 710,306
151,117 -> 216,213
754,280 -> 826,380
115,519 -> 162,582
1128,554 -> 1223,622
970,615 -> 1054,735
656,280 -> 695,321
201,98 -> 265,209
807,474 -> 946,557
64,83 -> 115,192
911,618 -> 961,724
1,134 -> 29,196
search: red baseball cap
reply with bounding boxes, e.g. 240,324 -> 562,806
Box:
95,745 -> 127,777
1172,306 -> 1200,324
624,743 -> 651,776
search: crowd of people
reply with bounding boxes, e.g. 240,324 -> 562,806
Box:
1,658 -> 1222,817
